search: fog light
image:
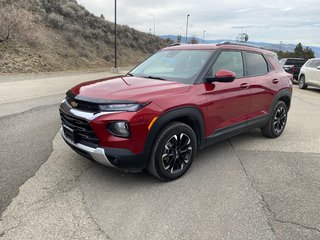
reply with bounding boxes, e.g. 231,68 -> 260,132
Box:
107,121 -> 130,138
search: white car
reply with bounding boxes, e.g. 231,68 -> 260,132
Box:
298,58 -> 320,89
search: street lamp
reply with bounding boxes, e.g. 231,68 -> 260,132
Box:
202,30 -> 206,43
185,14 -> 190,43
149,14 -> 156,35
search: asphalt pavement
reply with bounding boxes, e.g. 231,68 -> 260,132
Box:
0,104 -> 60,214
0,73 -> 320,240
0,70 -> 120,215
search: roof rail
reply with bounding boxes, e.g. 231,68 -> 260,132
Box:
169,42 -> 184,47
216,41 -> 265,49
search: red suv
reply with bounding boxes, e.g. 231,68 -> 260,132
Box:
60,42 -> 292,181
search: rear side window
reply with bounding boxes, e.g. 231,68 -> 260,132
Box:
245,52 -> 269,76
209,51 -> 244,78
311,60 -> 320,68
305,60 -> 314,67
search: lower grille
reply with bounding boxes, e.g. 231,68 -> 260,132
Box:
60,110 -> 100,148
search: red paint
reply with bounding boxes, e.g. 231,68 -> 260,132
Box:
66,44 -> 292,155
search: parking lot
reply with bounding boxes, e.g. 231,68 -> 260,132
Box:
0,72 -> 320,240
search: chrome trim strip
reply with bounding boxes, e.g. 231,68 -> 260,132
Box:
60,128 -> 114,168
60,99 -> 122,121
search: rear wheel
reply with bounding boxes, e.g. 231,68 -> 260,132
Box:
148,122 -> 197,181
261,101 -> 288,138
299,75 -> 308,89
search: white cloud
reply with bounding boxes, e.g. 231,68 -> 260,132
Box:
76,0 -> 320,46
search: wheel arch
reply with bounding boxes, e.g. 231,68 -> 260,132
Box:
144,107 -> 206,157
270,89 -> 292,112
299,73 -> 305,79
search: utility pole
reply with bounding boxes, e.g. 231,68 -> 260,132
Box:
113,0 -> 118,72
185,14 -> 190,43
202,30 -> 206,43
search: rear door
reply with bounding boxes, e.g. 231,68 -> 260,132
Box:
244,51 -> 278,119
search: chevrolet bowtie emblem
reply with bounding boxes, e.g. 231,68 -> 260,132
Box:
70,101 -> 78,108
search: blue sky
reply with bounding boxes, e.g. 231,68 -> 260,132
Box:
77,0 -> 320,46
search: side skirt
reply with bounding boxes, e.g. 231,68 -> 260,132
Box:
201,114 -> 270,149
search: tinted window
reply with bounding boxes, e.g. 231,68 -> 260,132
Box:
246,52 -> 269,76
286,59 -> 306,66
209,51 -> 244,78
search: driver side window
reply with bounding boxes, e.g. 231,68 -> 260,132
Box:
208,51 -> 244,78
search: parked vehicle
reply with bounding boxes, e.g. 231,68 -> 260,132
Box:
298,58 -> 320,89
280,58 -> 306,81
60,42 -> 292,181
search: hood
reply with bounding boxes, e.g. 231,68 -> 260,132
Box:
70,76 -> 191,103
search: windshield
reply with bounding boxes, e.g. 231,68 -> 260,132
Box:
129,50 -> 213,84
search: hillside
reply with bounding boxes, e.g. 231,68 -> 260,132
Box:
0,0 -> 172,73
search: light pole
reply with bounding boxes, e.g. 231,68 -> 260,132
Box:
185,14 -> 190,43
114,0 -> 118,70
202,30 -> 206,43
149,14 -> 155,35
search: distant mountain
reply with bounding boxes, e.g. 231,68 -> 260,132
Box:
160,35 -> 320,58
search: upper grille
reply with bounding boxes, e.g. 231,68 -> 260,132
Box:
66,96 -> 100,112
60,110 -> 100,148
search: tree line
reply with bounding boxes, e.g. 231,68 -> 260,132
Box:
276,43 -> 315,59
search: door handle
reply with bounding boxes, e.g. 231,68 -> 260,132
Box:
240,83 -> 249,89
272,79 -> 279,84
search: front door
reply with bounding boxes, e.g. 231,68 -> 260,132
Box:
205,50 -> 251,136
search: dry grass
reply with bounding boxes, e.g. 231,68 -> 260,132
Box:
0,0 -> 172,73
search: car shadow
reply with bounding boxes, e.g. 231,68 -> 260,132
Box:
306,87 -> 320,94
80,130 -> 262,186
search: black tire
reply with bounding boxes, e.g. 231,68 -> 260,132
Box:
298,75 -> 308,89
261,101 -> 288,138
147,122 -> 197,181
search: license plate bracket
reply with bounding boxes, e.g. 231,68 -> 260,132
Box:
63,125 -> 79,143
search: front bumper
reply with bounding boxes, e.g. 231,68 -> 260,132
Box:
59,99 -> 148,171
60,128 -> 115,167
61,128 -> 148,171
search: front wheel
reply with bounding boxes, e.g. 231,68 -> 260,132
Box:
261,101 -> 288,138
299,75 -> 308,89
148,122 -> 197,181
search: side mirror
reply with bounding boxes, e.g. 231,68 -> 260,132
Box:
206,69 -> 236,83
317,66 -> 320,70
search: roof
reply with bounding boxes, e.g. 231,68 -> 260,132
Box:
164,42 -> 277,56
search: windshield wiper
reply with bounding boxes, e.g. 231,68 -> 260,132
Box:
126,73 -> 135,77
143,75 -> 167,81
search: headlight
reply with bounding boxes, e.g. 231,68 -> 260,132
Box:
107,121 -> 130,138
99,103 -> 146,112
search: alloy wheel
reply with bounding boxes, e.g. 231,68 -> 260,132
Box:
161,133 -> 192,174
273,107 -> 287,134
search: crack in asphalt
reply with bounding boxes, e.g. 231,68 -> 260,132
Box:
78,166 -> 113,240
275,219 -> 320,234
227,139 -> 277,234
227,139 -> 320,236
0,215 -> 25,239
